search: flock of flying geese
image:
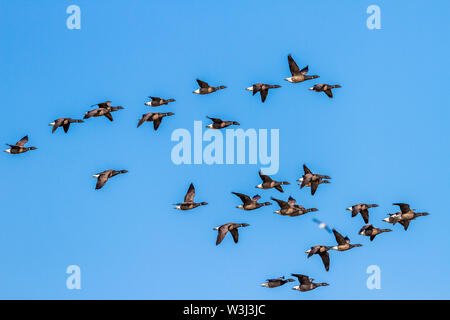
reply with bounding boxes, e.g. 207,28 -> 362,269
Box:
4,54 -> 429,293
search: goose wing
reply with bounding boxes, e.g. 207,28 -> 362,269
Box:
259,170 -> 272,183
271,197 -> 289,209
232,192 -> 252,205
15,135 -> 28,147
291,274 -> 311,285
184,183 -> 195,203
332,229 -> 347,245
393,203 -> 411,214
216,225 -> 229,245
197,79 -> 209,88
95,173 -> 109,190
288,54 -> 300,76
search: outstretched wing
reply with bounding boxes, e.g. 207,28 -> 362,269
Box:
260,89 -> 268,102
252,195 -> 261,201
324,89 -> 333,98
207,116 -> 222,124
271,197 -> 289,209
232,192 -> 251,205
288,54 -> 300,75
300,65 -> 309,75
332,229 -> 347,245
291,274 -> 311,285
360,209 -> 369,223
287,196 -> 296,205
98,101 -> 111,108
319,251 -> 330,271
95,174 -> 109,190
63,123 -> 70,133
216,226 -> 228,245
197,79 -> 209,88
230,229 -> 239,243
310,180 -> 319,195
149,96 -> 160,101
259,170 -> 272,183
393,203 -> 411,214
153,118 -> 162,130
399,220 -> 410,231
15,135 -> 28,147
184,183 -> 195,203
303,164 -> 312,175
104,112 -> 114,122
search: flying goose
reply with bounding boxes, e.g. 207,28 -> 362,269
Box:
358,224 -> 392,241
232,192 -> 271,211
174,183 -> 208,211
84,101 -> 124,121
284,54 -> 319,83
256,170 -> 290,193
291,274 -> 329,292
4,135 -> 37,154
305,245 -> 332,271
271,196 -> 318,217
213,223 -> 249,246
382,203 -> 429,231
312,218 -> 332,233
298,164 -> 331,195
346,203 -> 379,224
329,229 -> 362,252
309,83 -> 341,98
137,112 -> 174,130
206,117 -> 240,129
93,169 -> 128,190
261,276 -> 295,288
145,97 -> 176,107
193,79 -> 226,95
246,83 -> 281,103
49,118 -> 84,133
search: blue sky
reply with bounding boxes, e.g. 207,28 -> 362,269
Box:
0,0 -> 449,299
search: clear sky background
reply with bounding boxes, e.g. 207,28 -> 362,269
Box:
0,0 -> 449,299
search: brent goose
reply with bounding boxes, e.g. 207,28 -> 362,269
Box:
306,245 -> 332,271
232,192 -> 271,211
137,112 -> 174,130
291,274 -> 329,292
49,118 -> 84,133
213,223 -> 249,246
261,276 -> 295,288
193,79 -> 226,95
271,196 -> 318,217
346,203 -> 379,224
298,164 -> 331,195
382,203 -> 429,231
84,101 -> 124,121
174,183 -> 208,211
359,224 -> 392,241
309,84 -> 341,98
145,97 -> 175,107
4,135 -> 37,154
206,117 -> 240,129
246,83 -> 281,103
329,229 -> 362,252
256,170 -> 290,193
93,169 -> 128,190
284,54 -> 319,83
